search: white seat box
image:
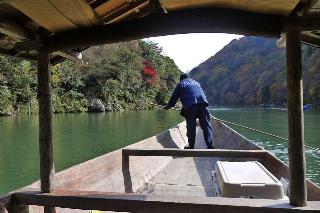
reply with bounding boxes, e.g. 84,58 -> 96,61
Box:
215,161 -> 284,199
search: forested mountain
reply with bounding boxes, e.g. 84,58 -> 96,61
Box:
0,40 -> 181,115
190,36 -> 320,106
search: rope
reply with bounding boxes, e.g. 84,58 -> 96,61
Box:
210,115 -> 320,153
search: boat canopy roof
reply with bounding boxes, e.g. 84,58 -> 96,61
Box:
1,0 -> 320,63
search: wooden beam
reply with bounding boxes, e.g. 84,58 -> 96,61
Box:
90,0 -> 108,9
301,34 -> 320,47
49,55 -> 66,65
107,1 -> 149,24
95,0 -> 130,17
0,16 -> 33,40
122,148 -> 268,158
11,190 -> 320,213
0,14 -> 80,62
52,51 -> 80,62
0,48 -> 36,61
283,16 -> 320,32
149,0 -> 166,13
16,8 -> 284,52
286,31 -> 307,207
103,0 -> 148,23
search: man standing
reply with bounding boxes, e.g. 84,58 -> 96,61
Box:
164,74 -> 213,149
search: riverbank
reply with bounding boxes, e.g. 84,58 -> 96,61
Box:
0,101 -> 165,116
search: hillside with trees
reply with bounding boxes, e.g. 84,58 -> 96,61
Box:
0,40 -> 181,115
190,36 -> 320,106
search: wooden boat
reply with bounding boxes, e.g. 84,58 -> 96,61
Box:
8,118 -> 318,212
1,0 -> 320,212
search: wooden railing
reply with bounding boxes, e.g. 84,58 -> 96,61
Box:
2,189 -> 320,212
122,148 -> 268,158
122,148 -> 268,193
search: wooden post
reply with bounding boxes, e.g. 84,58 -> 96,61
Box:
38,41 -> 54,192
286,31 -> 307,206
38,29 -> 55,213
122,151 -> 133,193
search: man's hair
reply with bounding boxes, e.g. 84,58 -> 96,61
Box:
180,73 -> 189,81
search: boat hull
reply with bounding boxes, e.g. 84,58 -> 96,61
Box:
13,119 -> 320,212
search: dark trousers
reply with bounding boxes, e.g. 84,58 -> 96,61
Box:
184,103 -> 213,148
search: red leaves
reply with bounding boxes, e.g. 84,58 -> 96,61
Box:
143,61 -> 157,85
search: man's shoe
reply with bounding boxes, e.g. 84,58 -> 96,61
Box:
207,144 -> 215,149
184,145 -> 194,149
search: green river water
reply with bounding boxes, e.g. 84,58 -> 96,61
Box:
0,108 -> 319,195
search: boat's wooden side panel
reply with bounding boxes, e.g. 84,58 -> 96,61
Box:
25,122 -> 187,212
33,122 -> 186,192
261,151 -> 320,201
213,119 -> 262,150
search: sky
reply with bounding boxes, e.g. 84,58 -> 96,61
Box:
145,33 -> 243,73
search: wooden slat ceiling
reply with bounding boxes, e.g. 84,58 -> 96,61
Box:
7,0 -> 301,34
9,0 -> 101,32
95,0 -> 132,17
1,0 -> 320,63
95,0 -> 149,23
160,0 -> 300,16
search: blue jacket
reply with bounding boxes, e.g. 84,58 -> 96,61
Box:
166,77 -> 208,110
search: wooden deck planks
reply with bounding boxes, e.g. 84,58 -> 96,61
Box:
137,157 -> 218,197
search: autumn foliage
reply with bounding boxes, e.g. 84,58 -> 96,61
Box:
190,36 -> 320,106
143,61 -> 157,85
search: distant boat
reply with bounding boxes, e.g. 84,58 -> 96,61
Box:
304,104 -> 311,111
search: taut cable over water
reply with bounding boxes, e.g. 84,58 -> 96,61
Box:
210,115 -> 320,154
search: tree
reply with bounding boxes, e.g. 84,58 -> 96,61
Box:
0,40 -> 182,115
190,36 -> 320,106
